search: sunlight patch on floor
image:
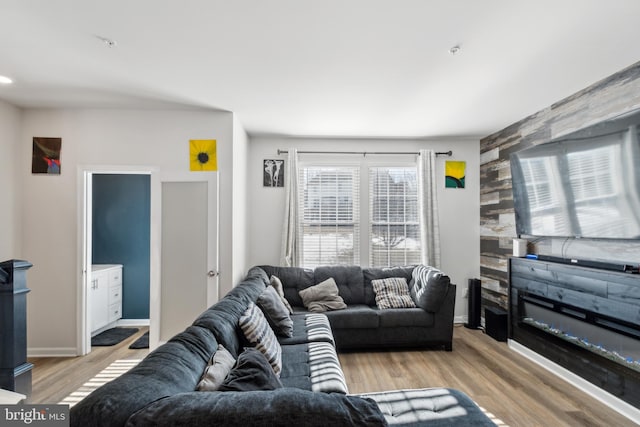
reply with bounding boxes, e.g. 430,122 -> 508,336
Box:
59,359 -> 141,407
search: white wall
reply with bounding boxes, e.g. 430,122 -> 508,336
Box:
231,115 -> 249,285
19,108 -> 234,354
0,100 -> 22,260
248,137 -> 481,321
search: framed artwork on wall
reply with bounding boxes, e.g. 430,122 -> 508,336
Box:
263,159 -> 284,187
190,139 -> 217,171
445,160 -> 466,188
32,137 -> 62,174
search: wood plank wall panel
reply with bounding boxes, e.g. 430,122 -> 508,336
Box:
479,61 -> 640,312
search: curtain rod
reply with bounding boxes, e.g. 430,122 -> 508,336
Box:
276,149 -> 452,157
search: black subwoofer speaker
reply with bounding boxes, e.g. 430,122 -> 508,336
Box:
485,306 -> 508,341
464,278 -> 481,329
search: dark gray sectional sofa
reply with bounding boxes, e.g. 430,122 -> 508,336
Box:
70,265 -> 495,426
259,265 -> 456,351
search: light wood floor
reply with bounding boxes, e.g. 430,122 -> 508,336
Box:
28,326 -> 637,426
28,327 -> 149,405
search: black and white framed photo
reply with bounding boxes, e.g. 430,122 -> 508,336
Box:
263,159 -> 284,187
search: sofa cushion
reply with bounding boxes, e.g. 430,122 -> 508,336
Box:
377,308 -> 434,328
257,286 -> 293,337
314,265 -> 364,305
238,302 -> 282,376
258,266 -> 315,307
298,278 -> 347,312
192,298 -> 246,358
124,388 -> 388,427
269,275 -> 294,314
363,266 -> 415,306
323,304 -> 379,329
372,277 -> 417,309
307,341 -> 349,394
192,271 -> 268,358
196,344 -> 236,391
280,342 -> 349,394
218,348 -> 283,392
356,387 -> 496,426
278,313 -> 335,346
411,265 -> 451,313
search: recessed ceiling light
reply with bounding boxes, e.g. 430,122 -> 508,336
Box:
0,75 -> 13,84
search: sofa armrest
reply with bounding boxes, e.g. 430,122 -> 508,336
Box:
431,283 -> 456,351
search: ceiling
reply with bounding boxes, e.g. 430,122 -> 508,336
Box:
1,0 -> 639,139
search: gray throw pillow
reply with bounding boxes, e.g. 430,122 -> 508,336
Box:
238,302 -> 282,376
218,347 -> 284,392
371,277 -> 417,309
257,286 -> 294,337
196,344 -> 236,391
410,265 -> 451,312
298,278 -> 347,313
269,275 -> 294,314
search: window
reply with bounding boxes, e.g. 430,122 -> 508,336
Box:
298,162 -> 419,268
298,167 -> 360,267
369,167 -> 420,267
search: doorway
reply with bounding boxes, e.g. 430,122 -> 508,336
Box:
78,166 -> 219,355
92,174 -> 151,323
78,167 -> 159,356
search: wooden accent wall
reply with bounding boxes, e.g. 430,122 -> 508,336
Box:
479,61 -> 640,311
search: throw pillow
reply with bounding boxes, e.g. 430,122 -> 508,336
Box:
410,265 -> 451,312
270,275 -> 294,314
257,286 -> 294,337
218,347 -> 284,392
371,277 -> 417,309
196,344 -> 236,391
238,302 -> 282,376
298,278 -> 347,313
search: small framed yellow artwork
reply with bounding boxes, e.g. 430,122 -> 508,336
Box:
445,160 -> 465,188
190,139 -> 217,171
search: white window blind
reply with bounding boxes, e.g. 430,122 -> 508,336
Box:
369,167 -> 420,267
298,167 -> 360,268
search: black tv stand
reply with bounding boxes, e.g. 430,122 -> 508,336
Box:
526,254 -> 639,274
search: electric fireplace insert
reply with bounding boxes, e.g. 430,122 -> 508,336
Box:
509,257 -> 640,408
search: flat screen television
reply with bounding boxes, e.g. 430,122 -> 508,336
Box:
510,109 -> 640,239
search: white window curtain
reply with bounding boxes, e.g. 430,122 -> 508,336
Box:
417,149 -> 441,267
280,148 -> 299,266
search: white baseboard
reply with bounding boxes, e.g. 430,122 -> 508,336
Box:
454,315 -> 467,324
509,339 -> 640,423
116,319 -> 150,327
455,315 -> 486,328
28,347 -> 77,358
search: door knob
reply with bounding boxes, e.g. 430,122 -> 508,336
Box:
207,270 -> 219,278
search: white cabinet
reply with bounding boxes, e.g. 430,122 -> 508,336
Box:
91,264 -> 123,334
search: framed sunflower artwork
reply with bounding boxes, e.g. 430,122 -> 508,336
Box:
189,139 -> 217,171
445,160 -> 466,188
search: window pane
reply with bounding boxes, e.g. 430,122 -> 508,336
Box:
369,167 -> 420,267
299,167 -> 359,268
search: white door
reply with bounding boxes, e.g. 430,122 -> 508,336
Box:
160,173 -> 219,342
